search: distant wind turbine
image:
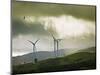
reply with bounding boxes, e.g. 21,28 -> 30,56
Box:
51,34 -> 57,57
51,34 -> 62,57
28,39 -> 39,63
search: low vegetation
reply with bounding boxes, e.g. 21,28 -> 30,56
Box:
13,50 -> 96,74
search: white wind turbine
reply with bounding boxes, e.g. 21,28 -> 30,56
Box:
28,39 -> 39,63
51,34 -> 62,57
51,34 -> 57,57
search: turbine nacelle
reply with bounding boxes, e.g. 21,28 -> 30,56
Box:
57,39 -> 62,41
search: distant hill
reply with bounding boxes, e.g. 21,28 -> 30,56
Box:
77,47 -> 96,53
12,47 -> 96,65
13,49 -> 96,74
13,50 -> 66,65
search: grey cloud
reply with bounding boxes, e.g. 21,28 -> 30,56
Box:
12,1 -> 96,21
12,18 -> 49,37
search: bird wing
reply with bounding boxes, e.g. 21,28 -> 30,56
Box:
24,16 -> 25,19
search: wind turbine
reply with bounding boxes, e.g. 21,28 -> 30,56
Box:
51,34 -> 62,57
28,39 -> 39,63
51,34 -> 57,57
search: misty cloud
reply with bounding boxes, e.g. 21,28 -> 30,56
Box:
12,18 -> 49,37
39,15 -> 95,38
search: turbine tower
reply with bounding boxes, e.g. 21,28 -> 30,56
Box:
56,39 -> 62,57
28,39 -> 39,63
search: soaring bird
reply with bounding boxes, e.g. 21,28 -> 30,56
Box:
24,16 -> 25,19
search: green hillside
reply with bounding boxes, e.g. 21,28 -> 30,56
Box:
13,51 -> 96,74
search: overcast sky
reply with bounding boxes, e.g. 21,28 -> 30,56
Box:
12,1 -> 96,56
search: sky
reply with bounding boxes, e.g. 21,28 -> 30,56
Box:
12,0 -> 96,56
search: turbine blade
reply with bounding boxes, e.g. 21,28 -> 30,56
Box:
51,34 -> 56,40
28,40 -> 35,45
34,39 -> 39,44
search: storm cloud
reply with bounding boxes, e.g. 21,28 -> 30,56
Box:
12,1 -> 96,21
12,18 -> 49,37
12,1 -> 96,56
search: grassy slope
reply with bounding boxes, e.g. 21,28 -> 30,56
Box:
13,51 -> 96,74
